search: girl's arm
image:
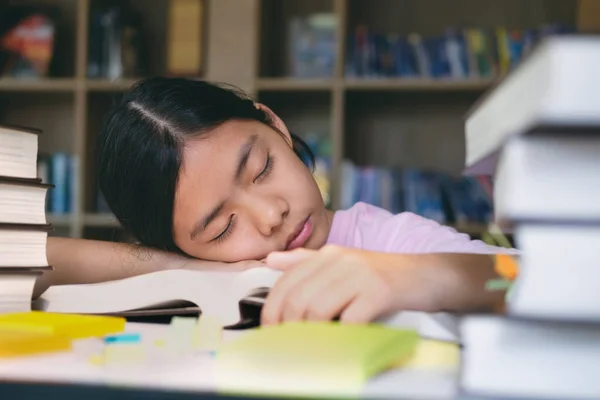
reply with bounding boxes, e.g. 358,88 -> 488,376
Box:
35,237 -> 259,298
261,246 -> 504,324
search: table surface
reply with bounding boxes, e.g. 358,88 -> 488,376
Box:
0,322 -> 459,400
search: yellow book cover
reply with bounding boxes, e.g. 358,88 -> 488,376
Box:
0,330 -> 71,357
215,322 -> 419,398
0,311 -> 125,339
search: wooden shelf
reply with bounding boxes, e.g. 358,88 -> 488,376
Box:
85,79 -> 139,92
83,213 -> 120,228
344,77 -> 496,91
0,78 -> 142,93
255,77 -> 496,92
0,78 -> 77,92
256,78 -> 335,91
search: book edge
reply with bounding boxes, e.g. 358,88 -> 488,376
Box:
0,223 -> 53,232
0,124 -> 43,135
0,176 -> 53,189
0,265 -> 54,279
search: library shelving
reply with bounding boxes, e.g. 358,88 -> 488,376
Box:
1,0 -> 599,241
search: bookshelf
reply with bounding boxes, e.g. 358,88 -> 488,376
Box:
1,0 -> 599,242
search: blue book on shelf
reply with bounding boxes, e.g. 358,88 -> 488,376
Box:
440,176 -> 469,224
444,28 -> 469,79
402,169 -> 446,223
466,177 -> 493,223
359,168 -> 373,205
396,37 -> 419,78
419,171 -> 446,224
49,153 -> 69,214
426,37 -> 450,78
390,168 -> 404,215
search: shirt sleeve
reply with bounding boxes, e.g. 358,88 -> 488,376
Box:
354,204 -> 518,255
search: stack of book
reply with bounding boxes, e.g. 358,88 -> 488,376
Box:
460,36 -> 600,399
0,124 -> 53,312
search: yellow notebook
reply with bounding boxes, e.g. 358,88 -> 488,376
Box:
215,322 -> 419,398
0,311 -> 125,339
0,330 -> 71,357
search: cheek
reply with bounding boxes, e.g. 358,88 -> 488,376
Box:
185,237 -> 272,262
276,157 -> 321,200
220,243 -> 270,262
180,219 -> 275,262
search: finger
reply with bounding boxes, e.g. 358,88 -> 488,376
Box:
266,249 -> 315,270
339,294 -> 383,324
281,263 -> 352,322
303,276 -> 360,322
261,254 -> 327,325
262,259 -> 324,325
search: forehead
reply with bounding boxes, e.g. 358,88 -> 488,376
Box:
185,119 -> 262,157
182,120 -> 266,170
173,120 -> 267,223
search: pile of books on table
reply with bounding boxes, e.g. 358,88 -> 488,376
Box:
0,124 -> 53,312
460,35 -> 600,399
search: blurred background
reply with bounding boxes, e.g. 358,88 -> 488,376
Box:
0,0 -> 598,244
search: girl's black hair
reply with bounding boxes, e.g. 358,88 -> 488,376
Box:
97,77 -> 314,253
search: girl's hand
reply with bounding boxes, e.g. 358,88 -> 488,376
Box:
261,245 -> 436,325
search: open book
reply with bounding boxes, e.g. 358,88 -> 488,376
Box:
33,267 -> 460,342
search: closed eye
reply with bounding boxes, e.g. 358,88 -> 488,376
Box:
254,152 -> 274,183
211,214 -> 236,243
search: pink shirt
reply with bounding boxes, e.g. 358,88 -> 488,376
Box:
327,202 -> 517,254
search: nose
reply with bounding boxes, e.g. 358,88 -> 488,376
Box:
244,193 -> 289,236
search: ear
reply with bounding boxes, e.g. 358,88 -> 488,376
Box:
255,103 -> 293,147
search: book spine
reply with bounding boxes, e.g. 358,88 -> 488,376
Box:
49,153 -> 68,214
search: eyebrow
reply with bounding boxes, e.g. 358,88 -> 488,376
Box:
189,134 -> 258,240
235,134 -> 258,182
190,200 -> 224,240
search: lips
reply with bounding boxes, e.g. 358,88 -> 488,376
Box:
285,216 -> 313,250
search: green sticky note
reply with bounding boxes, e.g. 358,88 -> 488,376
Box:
215,321 -> 419,398
485,278 -> 513,291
